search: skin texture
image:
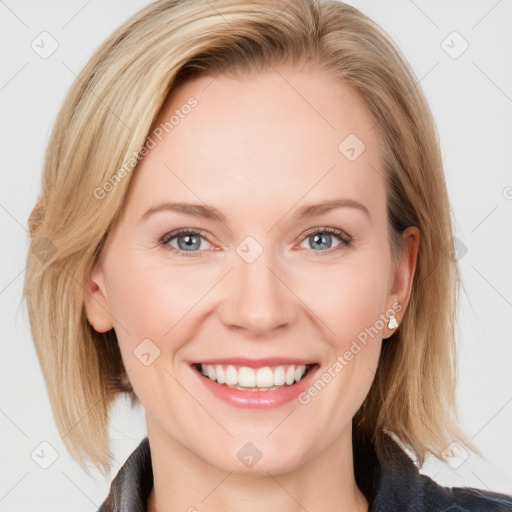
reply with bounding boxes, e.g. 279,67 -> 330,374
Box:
84,65 -> 419,512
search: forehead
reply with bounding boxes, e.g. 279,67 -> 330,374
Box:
124,66 -> 386,223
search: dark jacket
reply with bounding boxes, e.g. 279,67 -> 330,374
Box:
97,432 -> 512,511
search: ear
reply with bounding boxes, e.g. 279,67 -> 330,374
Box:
384,226 -> 420,337
83,261 -> 114,333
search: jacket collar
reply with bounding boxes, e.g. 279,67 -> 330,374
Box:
97,430 -> 512,511
98,436 -> 153,512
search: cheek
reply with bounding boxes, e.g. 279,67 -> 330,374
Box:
297,263 -> 386,429
335,271 -> 386,347
293,255 -> 389,347
102,252 -> 218,388
104,250 -> 200,336
103,256 -> 194,408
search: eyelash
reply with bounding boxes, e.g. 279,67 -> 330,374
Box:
159,227 -> 352,257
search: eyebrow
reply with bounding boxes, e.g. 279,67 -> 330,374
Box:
140,199 -> 370,223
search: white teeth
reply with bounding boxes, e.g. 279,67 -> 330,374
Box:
274,366 -> 286,385
225,365 -> 238,385
216,365 -> 226,384
285,365 -> 296,385
239,367 -> 256,387
199,363 -> 308,389
256,367 -> 274,387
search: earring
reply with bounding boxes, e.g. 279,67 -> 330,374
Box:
388,315 -> 398,329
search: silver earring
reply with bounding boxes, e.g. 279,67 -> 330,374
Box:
388,315 -> 398,329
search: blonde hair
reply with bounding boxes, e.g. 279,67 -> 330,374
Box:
24,0 -> 478,474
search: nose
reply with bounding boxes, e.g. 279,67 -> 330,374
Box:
218,248 -> 295,336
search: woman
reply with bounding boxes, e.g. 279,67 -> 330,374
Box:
23,0 -> 512,510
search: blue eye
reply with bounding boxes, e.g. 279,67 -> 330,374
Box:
298,227 -> 352,254
160,228 -> 212,256
159,227 -> 352,257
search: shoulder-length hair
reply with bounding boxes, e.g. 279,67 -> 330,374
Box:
24,0 -> 477,474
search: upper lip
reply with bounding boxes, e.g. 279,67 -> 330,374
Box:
190,357 -> 318,368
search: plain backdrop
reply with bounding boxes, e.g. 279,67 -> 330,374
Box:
1,0 -> 511,510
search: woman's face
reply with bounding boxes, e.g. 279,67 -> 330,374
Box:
85,66 -> 418,475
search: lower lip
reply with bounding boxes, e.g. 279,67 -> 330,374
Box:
192,364 -> 320,409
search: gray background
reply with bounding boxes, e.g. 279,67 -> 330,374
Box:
1,0 -> 511,510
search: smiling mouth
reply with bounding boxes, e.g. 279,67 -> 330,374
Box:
192,362 -> 318,391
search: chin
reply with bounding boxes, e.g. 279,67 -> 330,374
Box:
201,442 -> 308,477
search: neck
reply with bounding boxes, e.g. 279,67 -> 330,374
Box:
146,419 -> 368,512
